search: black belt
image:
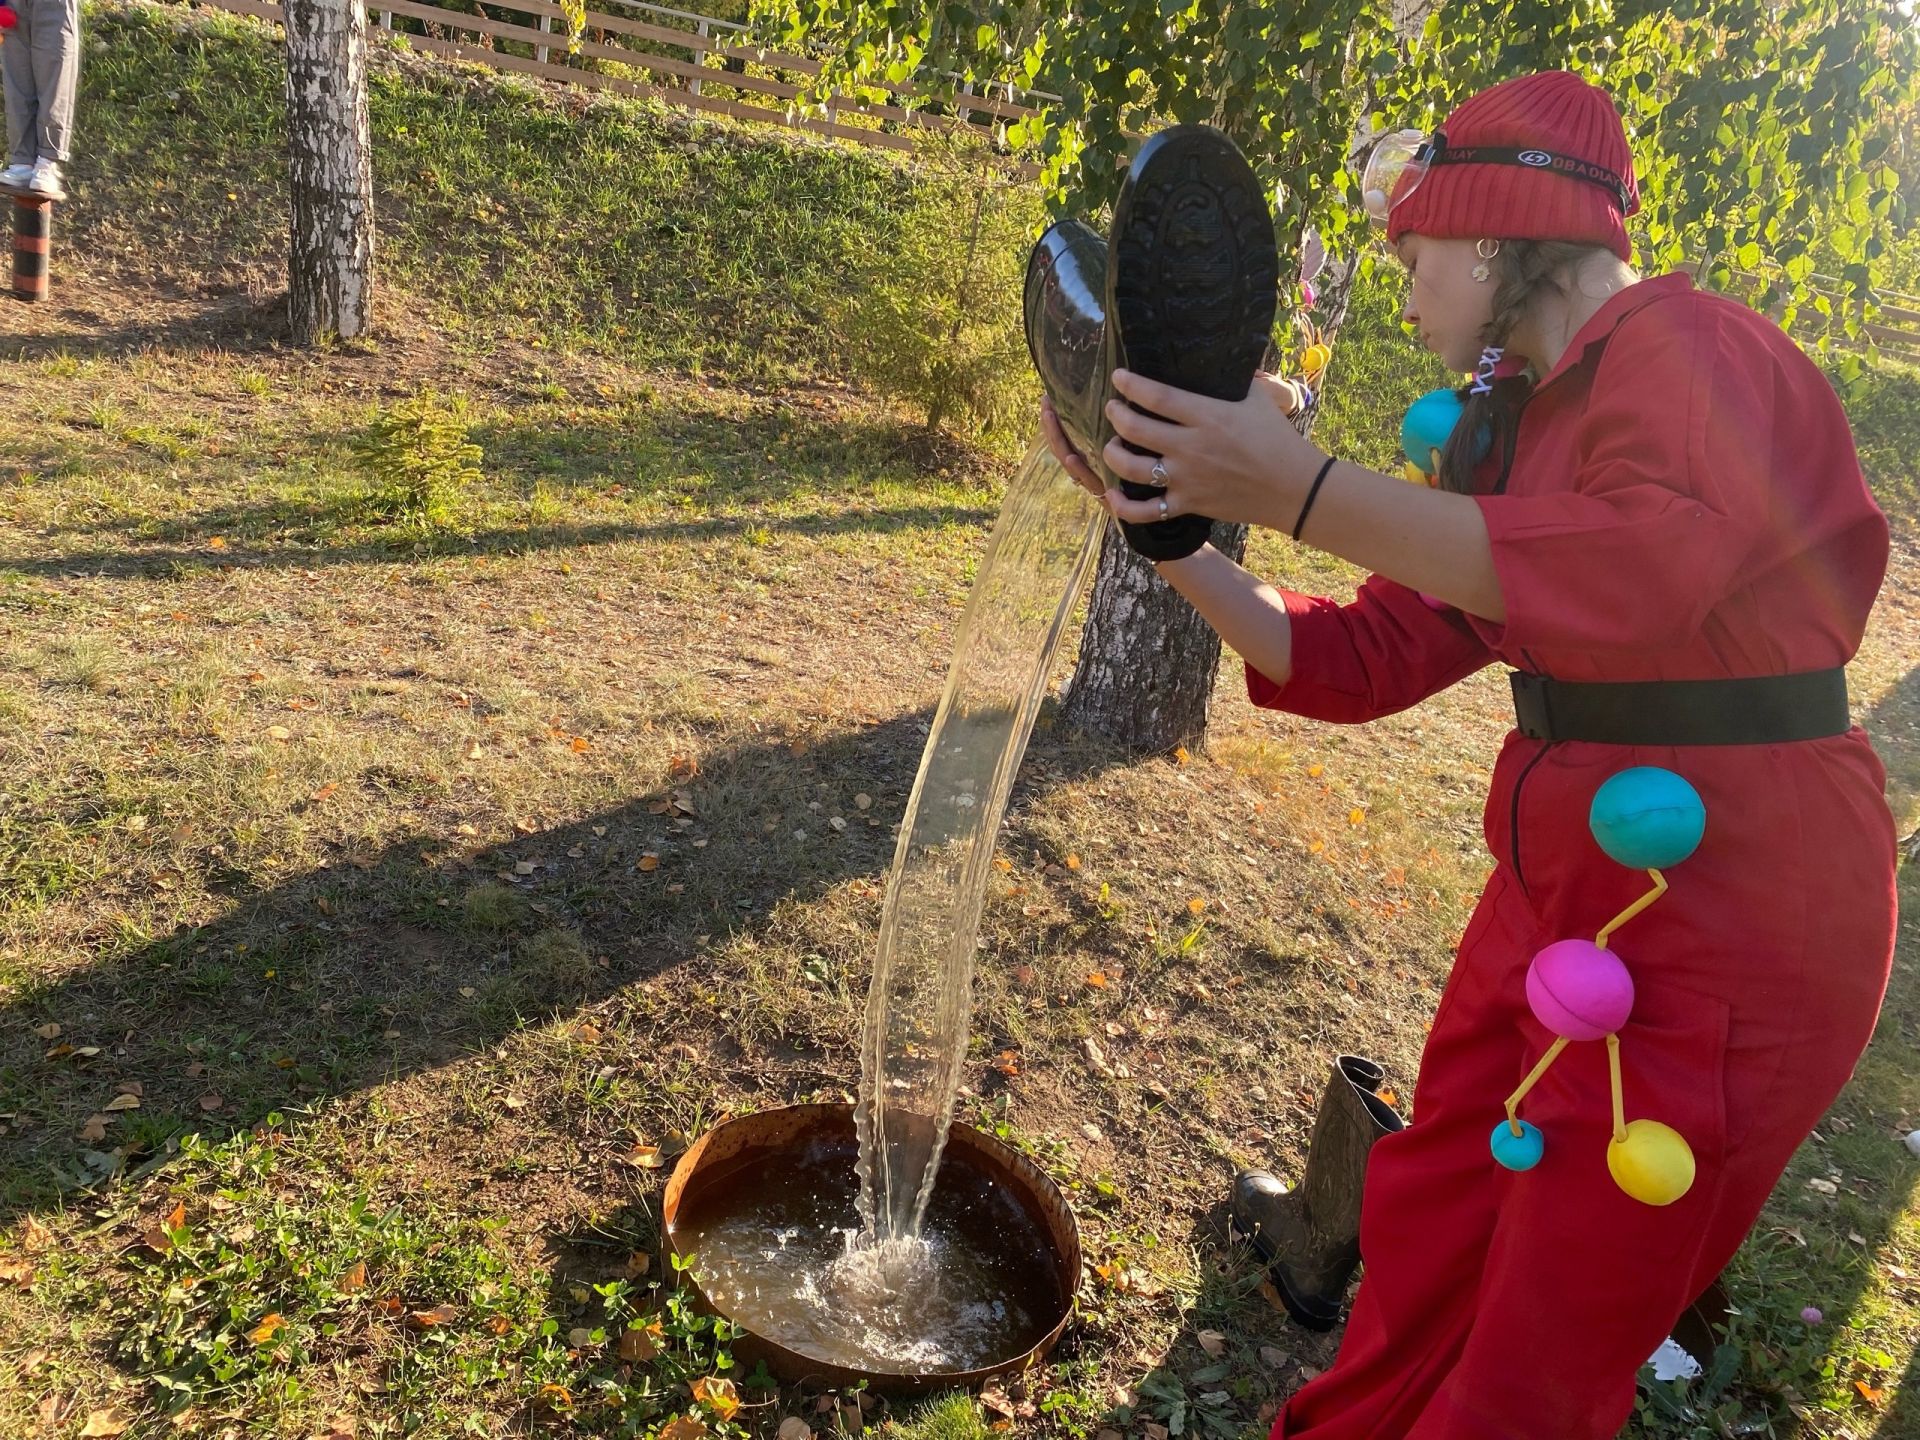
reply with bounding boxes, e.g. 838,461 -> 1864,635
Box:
1509,669 -> 1851,746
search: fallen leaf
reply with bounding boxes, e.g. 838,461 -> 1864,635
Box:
465,742 -> 484,761
854,793 -> 872,810
692,1376 -> 740,1420
1197,1328 -> 1227,1357
267,725 -> 292,742
248,1313 -> 286,1344
568,1327 -> 594,1348
374,1296 -> 405,1317
571,736 -> 591,753
31,1022 -> 60,1040
0,1257 -> 33,1285
778,1419 -> 813,1440
19,1215 -> 52,1250
1378,1087 -> 1398,1108
536,1383 -> 573,1412
1144,1425 -> 1170,1440
1086,971 -> 1109,989
1259,1345 -> 1291,1370
78,1116 -> 109,1142
1173,745 -> 1191,766
992,1050 -> 1021,1076
513,861 -> 537,876
623,1251 -> 652,1279
311,782 -> 337,803
342,1260 -> 367,1292
1306,763 -> 1324,778
622,1144 -> 667,1169
199,1092 -> 225,1112
618,1321 -> 662,1361
1856,1380 -> 1884,1406
659,1416 -> 708,1440
486,1313 -> 512,1335
104,1093 -> 140,1113
637,854 -> 660,873
1187,897 -> 1207,915
1065,853 -> 1081,870
980,1386 -> 1016,1420
406,1303 -> 459,1330
1349,807 -> 1366,826
79,1411 -> 131,1438
18,1345 -> 49,1374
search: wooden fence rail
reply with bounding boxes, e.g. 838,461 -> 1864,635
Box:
196,0 -> 1044,153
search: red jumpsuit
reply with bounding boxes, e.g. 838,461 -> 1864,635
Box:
1249,274 -> 1898,1439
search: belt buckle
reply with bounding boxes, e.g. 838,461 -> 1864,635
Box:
1510,671 -> 1554,741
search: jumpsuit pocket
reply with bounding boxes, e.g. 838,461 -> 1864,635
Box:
1514,977 -> 1731,1238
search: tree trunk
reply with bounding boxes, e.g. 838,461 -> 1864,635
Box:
284,0 -> 375,344
1060,246 -> 1360,754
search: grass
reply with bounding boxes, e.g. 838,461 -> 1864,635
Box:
0,4 -> 1917,1438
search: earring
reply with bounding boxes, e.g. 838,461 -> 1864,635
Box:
1472,237 -> 1501,284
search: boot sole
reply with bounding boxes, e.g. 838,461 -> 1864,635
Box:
1105,125 -> 1278,491
1229,1217 -> 1345,1333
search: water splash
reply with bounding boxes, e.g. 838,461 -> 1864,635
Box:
853,442 -> 1102,1243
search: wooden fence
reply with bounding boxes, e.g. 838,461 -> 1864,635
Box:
187,0 -> 1920,362
197,0 -> 1049,155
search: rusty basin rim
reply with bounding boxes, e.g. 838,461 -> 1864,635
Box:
663,1102 -> 1081,1395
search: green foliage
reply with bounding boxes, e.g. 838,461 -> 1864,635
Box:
1829,351 -> 1920,526
109,1123 -> 527,1418
351,388 -> 484,529
751,0 -> 1917,348
833,137 -> 1042,440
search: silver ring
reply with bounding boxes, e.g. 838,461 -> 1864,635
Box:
1150,459 -> 1170,486
1157,498 -> 1170,519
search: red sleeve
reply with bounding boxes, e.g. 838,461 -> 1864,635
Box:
1246,575 -> 1492,724
1473,298 -> 1770,655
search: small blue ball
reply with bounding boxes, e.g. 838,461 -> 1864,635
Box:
1400,388 -> 1491,474
1490,1119 -> 1545,1172
1589,767 -> 1706,870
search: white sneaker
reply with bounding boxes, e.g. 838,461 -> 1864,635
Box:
0,163 -> 32,189
27,159 -> 65,200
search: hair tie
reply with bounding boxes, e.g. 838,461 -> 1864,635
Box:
1470,345 -> 1506,397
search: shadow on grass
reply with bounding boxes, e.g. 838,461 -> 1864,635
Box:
0,399 -> 1003,578
0,707 -> 1130,1224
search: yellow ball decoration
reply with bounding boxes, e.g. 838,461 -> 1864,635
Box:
1301,343 -> 1331,378
1607,1119 -> 1696,1206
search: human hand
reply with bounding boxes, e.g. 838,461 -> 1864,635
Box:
1099,370 -> 1322,533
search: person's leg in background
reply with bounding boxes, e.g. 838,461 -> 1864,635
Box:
1,0 -> 38,184
24,0 -> 75,194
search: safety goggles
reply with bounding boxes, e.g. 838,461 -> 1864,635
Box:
1359,128 -> 1637,227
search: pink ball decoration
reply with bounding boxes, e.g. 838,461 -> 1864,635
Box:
1526,939 -> 1635,1041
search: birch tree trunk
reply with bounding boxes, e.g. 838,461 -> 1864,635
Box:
1060,251 -> 1359,752
284,0 -> 375,344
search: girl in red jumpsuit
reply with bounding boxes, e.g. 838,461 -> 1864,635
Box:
1043,70 -> 1898,1438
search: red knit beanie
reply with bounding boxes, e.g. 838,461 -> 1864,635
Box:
1386,71 -> 1640,261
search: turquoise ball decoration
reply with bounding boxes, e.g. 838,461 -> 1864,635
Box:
1589,767 -> 1706,869
1490,1119 -> 1545,1171
1400,388 -> 1492,475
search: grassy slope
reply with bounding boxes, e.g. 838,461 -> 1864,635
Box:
0,6 -> 1916,1439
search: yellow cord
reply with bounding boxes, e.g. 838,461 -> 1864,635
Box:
1607,1033 -> 1627,1144
1502,1036 -> 1569,1133
1595,868 -> 1667,951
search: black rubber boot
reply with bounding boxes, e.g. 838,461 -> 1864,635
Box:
1102,124 -> 1279,559
1024,217 -> 1115,480
1230,1055 -> 1405,1331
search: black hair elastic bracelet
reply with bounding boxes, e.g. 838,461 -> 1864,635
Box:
1292,456 -> 1338,542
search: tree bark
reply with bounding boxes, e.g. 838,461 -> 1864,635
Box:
284,0 -> 375,344
1060,244 -> 1359,754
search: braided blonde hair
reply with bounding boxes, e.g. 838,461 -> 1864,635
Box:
1435,239 -> 1615,495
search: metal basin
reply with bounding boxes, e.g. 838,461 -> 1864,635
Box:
663,1103 -> 1080,1395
